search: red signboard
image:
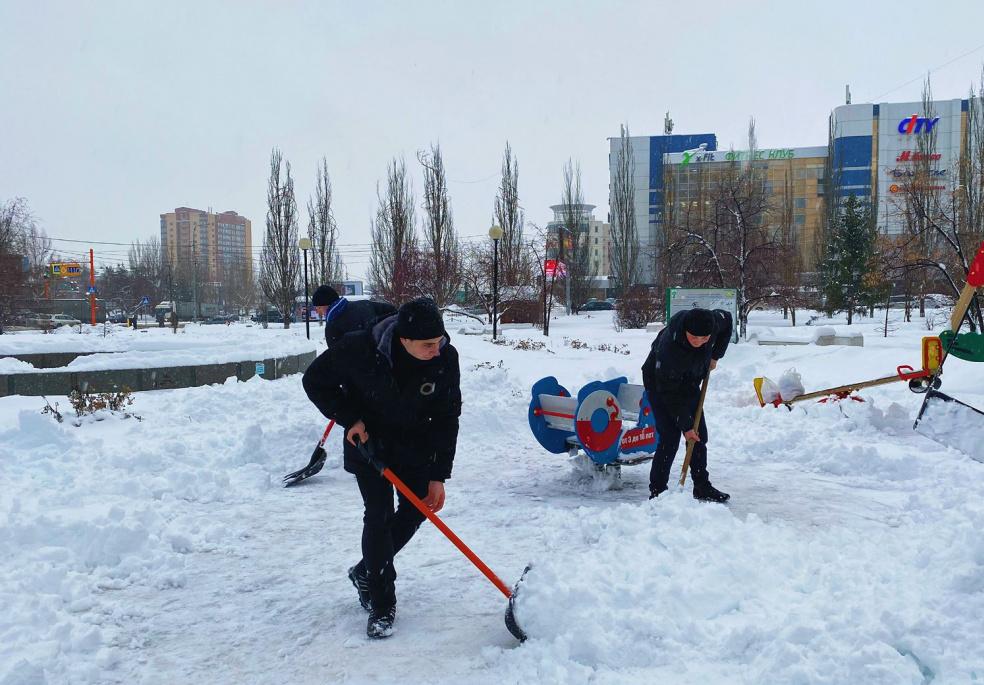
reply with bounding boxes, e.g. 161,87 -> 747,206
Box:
545,259 -> 567,279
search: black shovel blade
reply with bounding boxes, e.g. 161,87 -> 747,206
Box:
504,564 -> 532,642
283,445 -> 328,487
914,390 -> 984,462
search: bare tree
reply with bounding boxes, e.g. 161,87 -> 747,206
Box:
610,123 -> 640,297
368,157 -> 419,306
529,223 -> 560,335
418,143 -> 461,307
886,75 -> 984,330
665,118 -> 777,337
558,160 -> 592,313
0,198 -> 38,329
259,148 -> 301,328
494,142 -> 533,287
307,156 -> 344,289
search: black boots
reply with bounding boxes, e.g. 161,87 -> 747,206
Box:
649,484 -> 667,500
367,605 -> 396,639
348,564 -> 372,612
693,481 -> 730,503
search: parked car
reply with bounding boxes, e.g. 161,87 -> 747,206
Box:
108,312 -> 128,324
31,313 -> 81,327
580,300 -> 614,311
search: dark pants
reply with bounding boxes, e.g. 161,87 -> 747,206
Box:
649,400 -> 710,494
352,462 -> 430,612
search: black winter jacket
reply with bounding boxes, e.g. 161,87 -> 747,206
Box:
641,309 -> 733,432
324,298 -> 397,346
302,315 -> 462,481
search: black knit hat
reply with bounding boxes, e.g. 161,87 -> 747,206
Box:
684,308 -> 714,336
395,297 -> 446,340
312,285 -> 340,307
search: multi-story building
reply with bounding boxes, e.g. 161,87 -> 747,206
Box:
830,99 -> 967,233
661,146 -> 828,271
544,203 -> 612,277
159,207 -> 252,285
611,96 -> 970,285
608,133 -> 717,284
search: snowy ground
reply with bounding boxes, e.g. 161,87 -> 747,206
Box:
2,309 -> 983,684
0,323 -> 316,374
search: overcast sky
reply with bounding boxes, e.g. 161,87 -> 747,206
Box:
4,0 -> 984,278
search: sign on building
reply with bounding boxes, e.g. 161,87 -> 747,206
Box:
665,288 -> 739,343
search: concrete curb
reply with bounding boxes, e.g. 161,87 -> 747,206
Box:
0,350 -> 317,397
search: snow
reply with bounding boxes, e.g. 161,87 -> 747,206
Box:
1,309 -> 983,684
0,323 -> 317,372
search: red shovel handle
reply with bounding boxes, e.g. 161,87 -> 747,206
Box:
318,420 -> 335,447
379,466 -> 514,600
354,438 -> 513,600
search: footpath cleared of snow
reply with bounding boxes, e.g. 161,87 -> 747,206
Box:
1,311 -> 982,684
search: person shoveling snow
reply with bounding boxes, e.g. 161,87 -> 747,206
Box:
642,308 -> 733,503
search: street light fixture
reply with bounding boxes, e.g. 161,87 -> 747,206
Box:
488,224 -> 504,340
298,237 -> 312,340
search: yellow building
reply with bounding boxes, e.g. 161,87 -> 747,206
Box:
159,207 -> 252,285
662,146 -> 827,272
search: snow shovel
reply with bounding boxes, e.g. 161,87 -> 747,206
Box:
914,389 -> 984,461
283,420 -> 335,487
354,437 -> 529,641
679,370 -> 711,487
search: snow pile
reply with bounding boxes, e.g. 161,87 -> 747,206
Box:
0,324 -> 318,373
501,492 -> 984,683
0,357 -> 35,373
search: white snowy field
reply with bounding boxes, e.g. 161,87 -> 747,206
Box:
0,323 -> 317,374
1,309 -> 983,684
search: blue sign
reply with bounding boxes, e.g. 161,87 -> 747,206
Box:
86,286 -> 97,295
140,296 -> 151,307
255,362 -> 265,376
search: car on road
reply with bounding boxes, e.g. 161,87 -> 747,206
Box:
31,313 -> 82,327
580,300 -> 614,311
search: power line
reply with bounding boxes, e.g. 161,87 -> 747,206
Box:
871,40 -> 984,101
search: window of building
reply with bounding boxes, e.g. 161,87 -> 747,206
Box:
794,198 -> 806,209
594,237 -> 598,244
794,168 -> 807,180
794,214 -> 805,225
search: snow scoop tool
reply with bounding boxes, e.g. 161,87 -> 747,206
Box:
354,437 -> 529,642
913,239 -> 984,457
283,420 -> 335,487
679,370 -> 711,487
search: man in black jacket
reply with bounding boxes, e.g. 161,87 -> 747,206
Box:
642,308 -> 732,503
311,285 -> 397,346
302,297 -> 461,639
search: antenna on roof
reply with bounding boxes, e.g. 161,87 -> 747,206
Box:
845,84 -> 851,105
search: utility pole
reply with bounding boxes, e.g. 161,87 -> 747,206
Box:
89,248 -> 96,325
191,239 -> 198,324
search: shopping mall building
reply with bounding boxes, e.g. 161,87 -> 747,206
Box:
610,97 -> 968,284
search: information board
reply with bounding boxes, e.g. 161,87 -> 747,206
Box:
665,288 -> 739,343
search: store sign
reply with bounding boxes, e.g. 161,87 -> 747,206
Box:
680,148 -> 797,165
545,259 -> 567,279
889,183 -> 946,193
50,262 -> 82,277
897,116 -> 940,135
887,167 -> 946,178
896,151 -> 942,162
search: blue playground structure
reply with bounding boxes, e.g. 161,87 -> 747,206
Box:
528,376 -> 660,467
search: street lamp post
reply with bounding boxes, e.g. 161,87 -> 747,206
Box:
489,224 -> 504,340
299,237 -> 312,340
